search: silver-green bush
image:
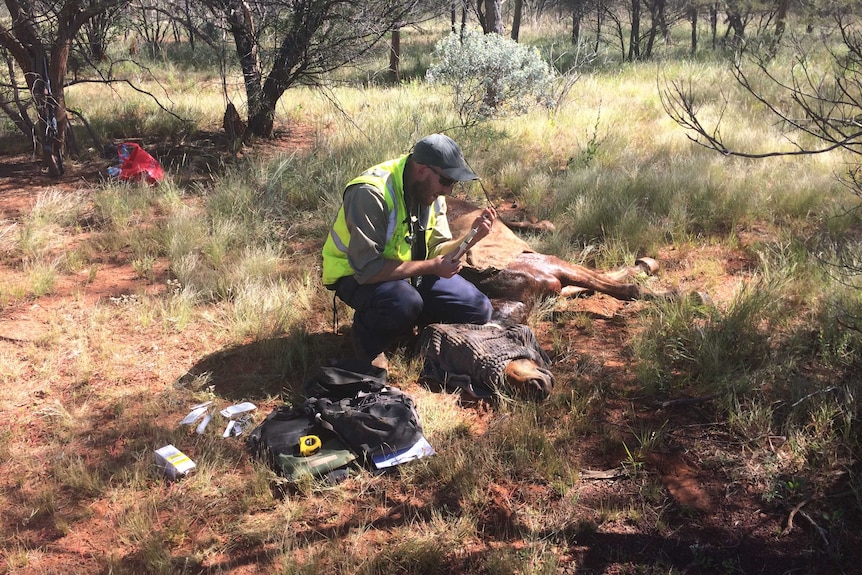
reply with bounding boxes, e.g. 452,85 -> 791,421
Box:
426,30 -> 555,123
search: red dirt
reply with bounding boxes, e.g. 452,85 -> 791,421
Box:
1,138 -> 857,575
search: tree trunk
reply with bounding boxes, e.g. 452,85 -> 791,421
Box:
248,81 -> 278,139
224,0 -> 266,138
656,0 -> 669,40
46,48 -> 70,176
17,45 -> 72,177
389,27 -> 401,82
628,0 -> 640,61
775,0 -> 790,41
484,0 -> 503,35
726,2 -> 745,47
727,11 -> 745,46
596,2 -> 603,54
536,0 -> 547,20
511,0 -> 523,42
27,50 -> 69,177
572,2 -> 581,45
644,0 -> 657,58
461,6 -> 468,39
710,3 -> 717,49
643,0 -> 666,58
690,6 -> 697,55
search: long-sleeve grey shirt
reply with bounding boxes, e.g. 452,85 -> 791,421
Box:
343,183 -> 453,284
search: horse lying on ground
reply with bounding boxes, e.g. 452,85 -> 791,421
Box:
412,198 -> 675,401
447,197 -> 668,322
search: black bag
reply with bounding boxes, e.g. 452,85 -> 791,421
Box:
246,404 -> 356,482
249,359 -> 426,479
302,358 -> 387,400
308,387 -> 424,464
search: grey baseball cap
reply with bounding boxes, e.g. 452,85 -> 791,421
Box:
411,134 -> 479,181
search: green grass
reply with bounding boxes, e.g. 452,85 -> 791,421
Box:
2,13 -> 862,575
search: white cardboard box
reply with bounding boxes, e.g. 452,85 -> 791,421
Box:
154,444 -> 196,479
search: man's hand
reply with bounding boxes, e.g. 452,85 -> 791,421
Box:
367,255 -> 462,283
448,206 -> 498,262
472,206 -> 497,241
430,255 -> 463,278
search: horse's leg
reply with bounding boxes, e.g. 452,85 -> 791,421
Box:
510,253 -> 642,300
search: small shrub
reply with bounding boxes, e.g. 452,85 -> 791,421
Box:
818,285 -> 862,369
26,257 -> 59,297
228,276 -> 313,341
427,29 -> 555,123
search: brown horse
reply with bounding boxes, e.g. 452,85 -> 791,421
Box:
447,197 -> 666,322
416,197 -> 676,401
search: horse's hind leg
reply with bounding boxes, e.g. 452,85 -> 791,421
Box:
547,256 -> 659,300
594,257 -> 659,282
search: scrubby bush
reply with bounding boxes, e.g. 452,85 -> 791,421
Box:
426,29 -> 555,123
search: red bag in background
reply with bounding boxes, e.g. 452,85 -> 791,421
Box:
114,142 -> 165,185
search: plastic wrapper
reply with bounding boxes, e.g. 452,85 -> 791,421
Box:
107,142 -> 165,185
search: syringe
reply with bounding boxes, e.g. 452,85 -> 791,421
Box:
450,226 -> 479,261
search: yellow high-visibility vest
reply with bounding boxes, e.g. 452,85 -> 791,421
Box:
322,155 -> 438,287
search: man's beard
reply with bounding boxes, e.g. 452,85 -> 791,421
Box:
412,178 -> 437,206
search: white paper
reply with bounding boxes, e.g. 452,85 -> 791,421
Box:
220,402 -> 256,418
195,413 -> 212,435
180,402 -> 212,426
372,436 -> 436,469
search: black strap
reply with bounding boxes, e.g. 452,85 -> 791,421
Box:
331,291 -> 338,333
408,205 -> 427,288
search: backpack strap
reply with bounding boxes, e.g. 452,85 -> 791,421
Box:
331,291 -> 338,333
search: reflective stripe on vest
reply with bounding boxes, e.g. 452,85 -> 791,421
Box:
325,171 -> 398,256
322,155 -> 436,286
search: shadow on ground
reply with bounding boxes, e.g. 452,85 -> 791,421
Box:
175,329 -> 350,401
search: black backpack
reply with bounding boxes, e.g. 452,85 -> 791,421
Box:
246,403 -> 356,483
248,359 -> 425,481
301,357 -> 387,399
306,386 -> 423,465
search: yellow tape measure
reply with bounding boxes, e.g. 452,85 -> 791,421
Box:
299,435 -> 322,456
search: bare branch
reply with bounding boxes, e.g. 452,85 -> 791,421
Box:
661,36 -> 862,161
0,48 -> 34,135
72,76 -> 188,125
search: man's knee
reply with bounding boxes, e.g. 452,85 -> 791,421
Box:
367,280 -> 423,329
468,293 -> 493,324
390,285 -> 424,323
478,296 -> 493,323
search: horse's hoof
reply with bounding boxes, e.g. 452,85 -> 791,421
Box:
635,257 -> 660,275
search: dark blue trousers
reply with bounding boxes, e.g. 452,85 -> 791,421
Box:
335,274 -> 492,358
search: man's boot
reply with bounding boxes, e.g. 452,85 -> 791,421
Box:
351,329 -> 389,371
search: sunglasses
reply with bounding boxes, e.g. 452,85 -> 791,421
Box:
428,165 -> 457,188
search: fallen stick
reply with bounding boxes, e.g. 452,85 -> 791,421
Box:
781,497 -> 811,537
781,497 -> 830,549
798,509 -> 831,548
656,394 -> 719,409
580,467 -> 626,480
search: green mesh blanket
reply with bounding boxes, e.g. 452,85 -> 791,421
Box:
417,323 -> 552,399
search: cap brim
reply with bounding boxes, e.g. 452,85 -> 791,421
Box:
442,166 -> 480,181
